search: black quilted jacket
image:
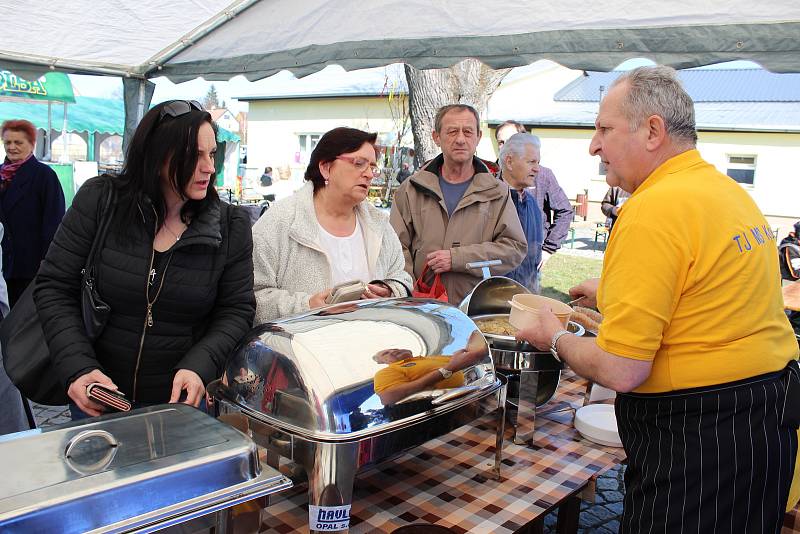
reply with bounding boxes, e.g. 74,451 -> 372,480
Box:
34,176 -> 255,403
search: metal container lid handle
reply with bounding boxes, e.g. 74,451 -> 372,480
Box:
466,260 -> 501,280
65,429 -> 119,458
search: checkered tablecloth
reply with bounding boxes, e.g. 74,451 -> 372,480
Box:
784,504 -> 800,532
259,370 -> 625,533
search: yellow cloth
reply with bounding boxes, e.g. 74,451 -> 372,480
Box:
373,355 -> 464,393
597,150 -> 798,393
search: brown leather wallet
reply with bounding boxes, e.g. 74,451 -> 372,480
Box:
86,383 -> 132,412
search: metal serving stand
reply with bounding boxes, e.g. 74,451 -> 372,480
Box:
460,260 -> 584,446
209,297 -> 506,533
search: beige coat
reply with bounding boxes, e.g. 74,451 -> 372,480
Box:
389,155 -> 527,304
252,182 -> 413,324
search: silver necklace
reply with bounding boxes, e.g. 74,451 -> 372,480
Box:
162,222 -> 185,241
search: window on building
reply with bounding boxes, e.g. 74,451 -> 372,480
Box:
297,133 -> 322,162
726,155 -> 756,185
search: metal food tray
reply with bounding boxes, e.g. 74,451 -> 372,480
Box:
0,404 -> 292,533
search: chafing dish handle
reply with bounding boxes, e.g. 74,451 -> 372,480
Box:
430,378 -> 495,406
466,260 -> 502,279
65,429 -> 119,458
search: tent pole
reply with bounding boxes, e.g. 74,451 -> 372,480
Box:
59,102 -> 69,163
136,79 -> 146,123
46,101 -> 52,161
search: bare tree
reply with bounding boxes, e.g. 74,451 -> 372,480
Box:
405,59 -> 510,167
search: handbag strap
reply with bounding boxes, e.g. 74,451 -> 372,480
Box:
84,178 -> 117,276
414,264 -> 432,291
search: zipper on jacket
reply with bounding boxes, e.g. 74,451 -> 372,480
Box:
131,208 -> 175,402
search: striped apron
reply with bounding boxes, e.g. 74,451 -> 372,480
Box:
616,367 -> 798,534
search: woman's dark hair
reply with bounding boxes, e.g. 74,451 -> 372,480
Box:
304,127 -> 377,192
113,100 -> 218,235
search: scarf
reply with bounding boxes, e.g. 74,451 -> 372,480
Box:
0,153 -> 33,190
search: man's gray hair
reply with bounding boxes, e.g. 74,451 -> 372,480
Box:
434,104 -> 480,133
611,66 -> 697,145
499,132 -> 541,169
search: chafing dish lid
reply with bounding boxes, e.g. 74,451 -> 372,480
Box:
459,276 -> 530,316
0,404 -> 291,532
219,298 -> 496,440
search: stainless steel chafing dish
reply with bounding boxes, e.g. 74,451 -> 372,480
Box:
459,262 -> 584,445
209,297 -> 505,533
0,404 -> 292,533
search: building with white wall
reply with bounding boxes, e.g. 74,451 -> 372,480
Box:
238,61 -> 800,218
487,63 -> 800,218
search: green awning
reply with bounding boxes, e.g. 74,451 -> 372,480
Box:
216,127 -> 240,143
0,96 -> 240,141
0,96 -> 123,134
0,70 -> 75,103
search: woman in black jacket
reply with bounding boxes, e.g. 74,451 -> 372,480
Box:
34,100 -> 255,418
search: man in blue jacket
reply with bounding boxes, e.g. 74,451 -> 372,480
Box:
497,132 -> 544,292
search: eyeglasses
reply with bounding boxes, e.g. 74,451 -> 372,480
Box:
159,100 -> 204,121
336,155 -> 381,178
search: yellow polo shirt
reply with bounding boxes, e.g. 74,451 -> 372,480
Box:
597,149 -> 798,393
373,356 -> 464,394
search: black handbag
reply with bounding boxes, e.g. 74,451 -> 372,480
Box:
81,184 -> 116,340
1,180 -> 116,405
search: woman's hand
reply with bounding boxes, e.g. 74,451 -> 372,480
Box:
515,309 -> 565,351
362,282 -> 392,299
569,278 -> 600,309
68,369 -> 118,417
170,369 -> 205,407
309,289 -> 332,309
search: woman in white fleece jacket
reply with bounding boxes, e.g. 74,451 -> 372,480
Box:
252,127 -> 412,324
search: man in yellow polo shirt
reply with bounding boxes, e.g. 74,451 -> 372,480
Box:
516,65 -> 799,533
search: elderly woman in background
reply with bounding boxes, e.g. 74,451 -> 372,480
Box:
252,127 -> 412,323
34,100 -> 255,418
0,119 -> 65,306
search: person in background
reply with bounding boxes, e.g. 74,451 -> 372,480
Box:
260,166 -> 273,187
252,127 -> 412,323
395,162 -> 412,185
35,100 -> 255,418
516,66 -> 798,533
391,105 -> 526,304
495,120 -> 572,269
0,222 -> 33,435
497,132 -> 544,293
0,119 -> 65,306
600,185 -> 630,234
779,221 -> 800,282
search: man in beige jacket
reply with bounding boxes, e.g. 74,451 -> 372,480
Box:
390,104 -> 527,304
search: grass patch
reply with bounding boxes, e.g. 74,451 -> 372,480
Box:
540,254 -> 603,303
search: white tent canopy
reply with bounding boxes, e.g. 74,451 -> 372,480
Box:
4,0 -> 798,148
3,0 -> 800,81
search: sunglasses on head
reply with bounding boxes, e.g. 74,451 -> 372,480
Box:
158,100 -> 204,121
